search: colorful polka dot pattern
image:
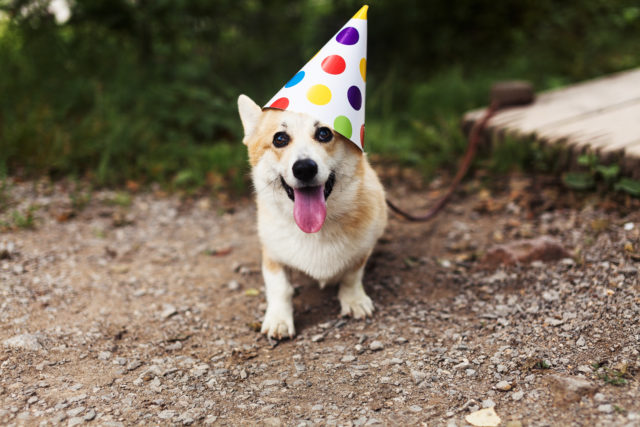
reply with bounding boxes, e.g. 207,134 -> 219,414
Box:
321,55 -> 346,75
270,97 -> 289,109
263,5 -> 368,151
334,115 -> 352,139
285,71 -> 305,88
307,84 -> 332,105
336,27 -> 359,45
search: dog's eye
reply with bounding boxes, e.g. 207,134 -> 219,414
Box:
315,127 -> 333,143
272,132 -> 290,148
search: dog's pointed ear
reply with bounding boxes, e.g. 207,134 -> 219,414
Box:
238,94 -> 262,143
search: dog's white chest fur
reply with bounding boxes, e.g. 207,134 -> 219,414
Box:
258,205 -> 378,283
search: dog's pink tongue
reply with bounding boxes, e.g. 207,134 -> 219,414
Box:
293,186 -> 326,233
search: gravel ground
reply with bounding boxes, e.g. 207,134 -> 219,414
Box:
1,175 -> 639,426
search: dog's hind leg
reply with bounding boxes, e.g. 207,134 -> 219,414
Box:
338,256 -> 374,319
260,250 -> 295,339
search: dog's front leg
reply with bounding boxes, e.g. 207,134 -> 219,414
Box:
338,256 -> 374,319
260,250 -> 295,339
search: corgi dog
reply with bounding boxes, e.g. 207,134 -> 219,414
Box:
237,94 -> 387,339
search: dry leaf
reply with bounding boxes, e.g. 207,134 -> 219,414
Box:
244,288 -> 260,297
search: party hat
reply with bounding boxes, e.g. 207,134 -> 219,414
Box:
264,6 -> 368,150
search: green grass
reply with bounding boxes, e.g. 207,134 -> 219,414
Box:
11,206 -> 38,230
0,179 -> 11,213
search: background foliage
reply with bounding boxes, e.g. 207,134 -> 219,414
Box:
1,0 -> 639,190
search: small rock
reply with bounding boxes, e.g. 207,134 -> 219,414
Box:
496,364 -> 507,373
161,304 -> 177,319
544,317 -> 564,326
227,280 -> 240,291
127,360 -> 143,371
113,357 -> 127,366
204,415 -> 218,425
542,291 -> 560,302
465,407 -> 501,427
165,341 -> 182,351
67,417 -> 84,427
575,336 -> 586,347
311,404 -> 323,411
495,380 -> 512,391
512,391 -> 524,401
369,341 -> 384,351
411,370 -> 427,384
408,405 -> 422,413
598,404 -> 614,413
84,409 -> 96,421
594,392 -> 606,402
240,369 -> 248,379
261,417 -> 282,427
478,398 -> 495,409
67,407 -> 84,417
454,359 -> 471,370
3,333 -> 43,351
68,394 -> 87,404
159,410 -> 176,419
0,241 -> 15,259
98,351 -> 112,361
311,334 -> 324,343
341,355 -> 356,363
260,379 -> 281,388
466,369 -> 477,377
52,413 -> 67,424
179,412 -> 196,425
577,365 -> 591,373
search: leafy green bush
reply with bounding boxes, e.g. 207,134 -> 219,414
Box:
1,0 -> 639,189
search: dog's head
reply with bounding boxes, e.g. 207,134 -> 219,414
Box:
238,94 -> 364,234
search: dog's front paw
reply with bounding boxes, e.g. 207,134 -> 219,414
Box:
261,309 -> 295,339
339,288 -> 374,319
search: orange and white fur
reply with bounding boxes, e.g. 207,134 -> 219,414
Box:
238,95 -> 387,339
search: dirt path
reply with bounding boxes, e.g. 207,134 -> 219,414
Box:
1,175 -> 639,426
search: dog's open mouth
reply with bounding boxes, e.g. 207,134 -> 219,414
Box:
280,172 -> 335,234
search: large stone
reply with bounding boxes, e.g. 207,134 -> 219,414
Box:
548,374 -> 597,404
481,236 -> 571,268
3,334 -> 43,351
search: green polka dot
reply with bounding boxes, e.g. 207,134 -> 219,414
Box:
333,115 -> 352,139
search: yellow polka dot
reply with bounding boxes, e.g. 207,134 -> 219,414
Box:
352,5 -> 368,20
307,84 -> 332,105
360,58 -> 366,82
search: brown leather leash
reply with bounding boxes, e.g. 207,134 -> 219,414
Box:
386,81 -> 535,222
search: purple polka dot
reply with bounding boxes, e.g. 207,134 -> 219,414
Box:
336,27 -> 359,45
347,86 -> 362,111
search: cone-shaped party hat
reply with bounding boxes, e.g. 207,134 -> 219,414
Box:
264,6 -> 368,150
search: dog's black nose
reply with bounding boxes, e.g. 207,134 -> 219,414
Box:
292,158 -> 318,182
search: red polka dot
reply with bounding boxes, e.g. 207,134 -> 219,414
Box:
321,55 -> 346,75
269,97 -> 289,110
360,125 -> 365,148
